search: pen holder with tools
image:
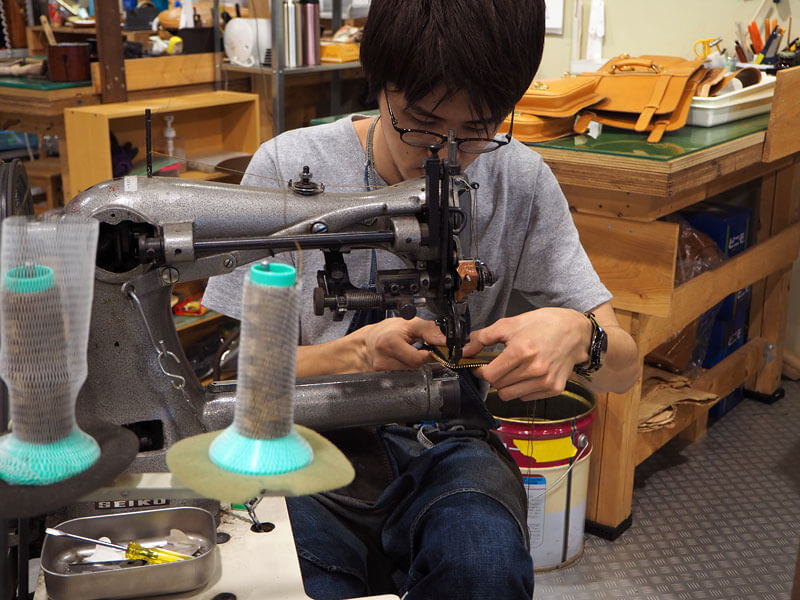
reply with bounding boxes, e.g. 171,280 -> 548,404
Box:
0,216 -> 100,485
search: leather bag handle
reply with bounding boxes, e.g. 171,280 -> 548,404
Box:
609,58 -> 663,73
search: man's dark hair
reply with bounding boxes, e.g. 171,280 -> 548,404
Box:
360,0 -> 545,126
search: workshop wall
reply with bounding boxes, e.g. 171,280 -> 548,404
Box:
538,0 -> 800,79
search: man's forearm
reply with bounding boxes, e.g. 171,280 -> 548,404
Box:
296,335 -> 365,378
583,324 -> 641,394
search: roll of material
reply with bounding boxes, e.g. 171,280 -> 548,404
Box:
232,266 -> 300,440
0,218 -> 98,444
1,275 -> 71,443
0,216 -> 101,485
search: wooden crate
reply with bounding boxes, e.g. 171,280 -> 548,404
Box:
64,90 -> 260,198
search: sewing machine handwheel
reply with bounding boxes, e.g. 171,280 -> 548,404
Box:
0,159 -> 34,222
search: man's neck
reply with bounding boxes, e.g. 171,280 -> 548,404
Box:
353,116 -> 403,186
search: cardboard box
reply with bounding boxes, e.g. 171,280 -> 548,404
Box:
702,308 -> 748,369
681,202 -> 751,258
717,285 -> 752,321
709,385 -> 744,420
320,41 -> 360,63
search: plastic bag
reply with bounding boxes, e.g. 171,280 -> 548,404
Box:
645,217 -> 725,374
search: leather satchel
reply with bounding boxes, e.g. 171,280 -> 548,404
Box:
573,54 -> 706,143
516,77 -> 605,117
501,76 -> 605,142
498,111 -> 577,143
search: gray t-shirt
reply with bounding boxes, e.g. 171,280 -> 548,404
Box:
203,115 -> 611,344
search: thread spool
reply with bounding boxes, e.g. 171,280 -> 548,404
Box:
0,217 -> 101,486
208,262 -> 312,475
2,265 -> 72,443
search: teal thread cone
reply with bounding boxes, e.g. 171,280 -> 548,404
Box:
208,426 -> 312,476
0,428 -> 100,485
208,262 -> 311,476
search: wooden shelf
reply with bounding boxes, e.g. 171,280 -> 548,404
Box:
221,61 -> 362,76
637,223 -> 800,355
537,131 -> 767,202
89,53 -> 226,95
64,90 -> 260,198
572,67 -> 800,534
174,309 -> 225,333
634,337 -> 768,465
26,24 -> 150,55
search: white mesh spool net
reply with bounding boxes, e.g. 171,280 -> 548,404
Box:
208,262 -> 313,475
0,215 -> 100,485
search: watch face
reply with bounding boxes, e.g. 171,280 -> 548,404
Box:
591,325 -> 607,371
597,328 -> 608,364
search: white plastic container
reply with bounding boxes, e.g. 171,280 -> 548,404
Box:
687,74 -> 776,127
224,18 -> 271,68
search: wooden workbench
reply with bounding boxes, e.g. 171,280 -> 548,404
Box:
532,66 -> 800,538
0,82 -> 97,201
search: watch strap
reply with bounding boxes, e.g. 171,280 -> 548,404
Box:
573,311 -> 606,377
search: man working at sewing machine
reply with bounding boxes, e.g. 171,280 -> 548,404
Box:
204,0 -> 638,597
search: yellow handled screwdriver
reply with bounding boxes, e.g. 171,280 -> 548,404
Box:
45,528 -> 192,564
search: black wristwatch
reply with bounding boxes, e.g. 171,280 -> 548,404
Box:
573,312 -> 607,377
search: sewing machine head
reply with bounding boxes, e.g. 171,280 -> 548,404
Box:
63,152 -> 493,471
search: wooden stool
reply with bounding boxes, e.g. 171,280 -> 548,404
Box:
24,157 -> 63,210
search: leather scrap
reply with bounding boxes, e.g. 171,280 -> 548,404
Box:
638,365 -> 718,431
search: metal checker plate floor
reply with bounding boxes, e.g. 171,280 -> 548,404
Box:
534,379 -> 800,599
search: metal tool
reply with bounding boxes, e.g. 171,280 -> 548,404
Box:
244,497 -> 263,530
45,528 -> 192,564
66,559 -> 148,572
694,37 -> 722,58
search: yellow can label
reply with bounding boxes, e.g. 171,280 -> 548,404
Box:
512,436 -> 577,463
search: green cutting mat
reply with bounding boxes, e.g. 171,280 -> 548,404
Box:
530,113 -> 771,161
0,77 -> 91,90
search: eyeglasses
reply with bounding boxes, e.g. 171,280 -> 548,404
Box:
384,89 -> 513,154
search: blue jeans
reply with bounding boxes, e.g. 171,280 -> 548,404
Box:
286,374 -> 533,599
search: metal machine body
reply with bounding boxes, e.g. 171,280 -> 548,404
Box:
70,155 -> 492,472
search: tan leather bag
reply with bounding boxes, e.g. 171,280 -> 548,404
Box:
516,77 -> 604,117
576,66 -> 707,143
574,54 -> 706,143
498,111 -> 576,143
500,76 -> 605,143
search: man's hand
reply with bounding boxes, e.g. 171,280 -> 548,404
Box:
352,317 -> 447,372
463,308 -> 591,402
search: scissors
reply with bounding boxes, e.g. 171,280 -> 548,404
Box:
694,37 -> 723,58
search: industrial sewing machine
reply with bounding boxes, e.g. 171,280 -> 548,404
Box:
67,149 -> 494,473
0,145 -> 495,600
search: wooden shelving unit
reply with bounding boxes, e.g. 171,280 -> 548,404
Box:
63,90 -> 260,198
532,65 -> 800,538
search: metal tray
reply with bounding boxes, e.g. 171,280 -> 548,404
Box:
41,507 -> 216,600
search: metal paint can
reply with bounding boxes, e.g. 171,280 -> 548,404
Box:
488,380 -> 596,571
